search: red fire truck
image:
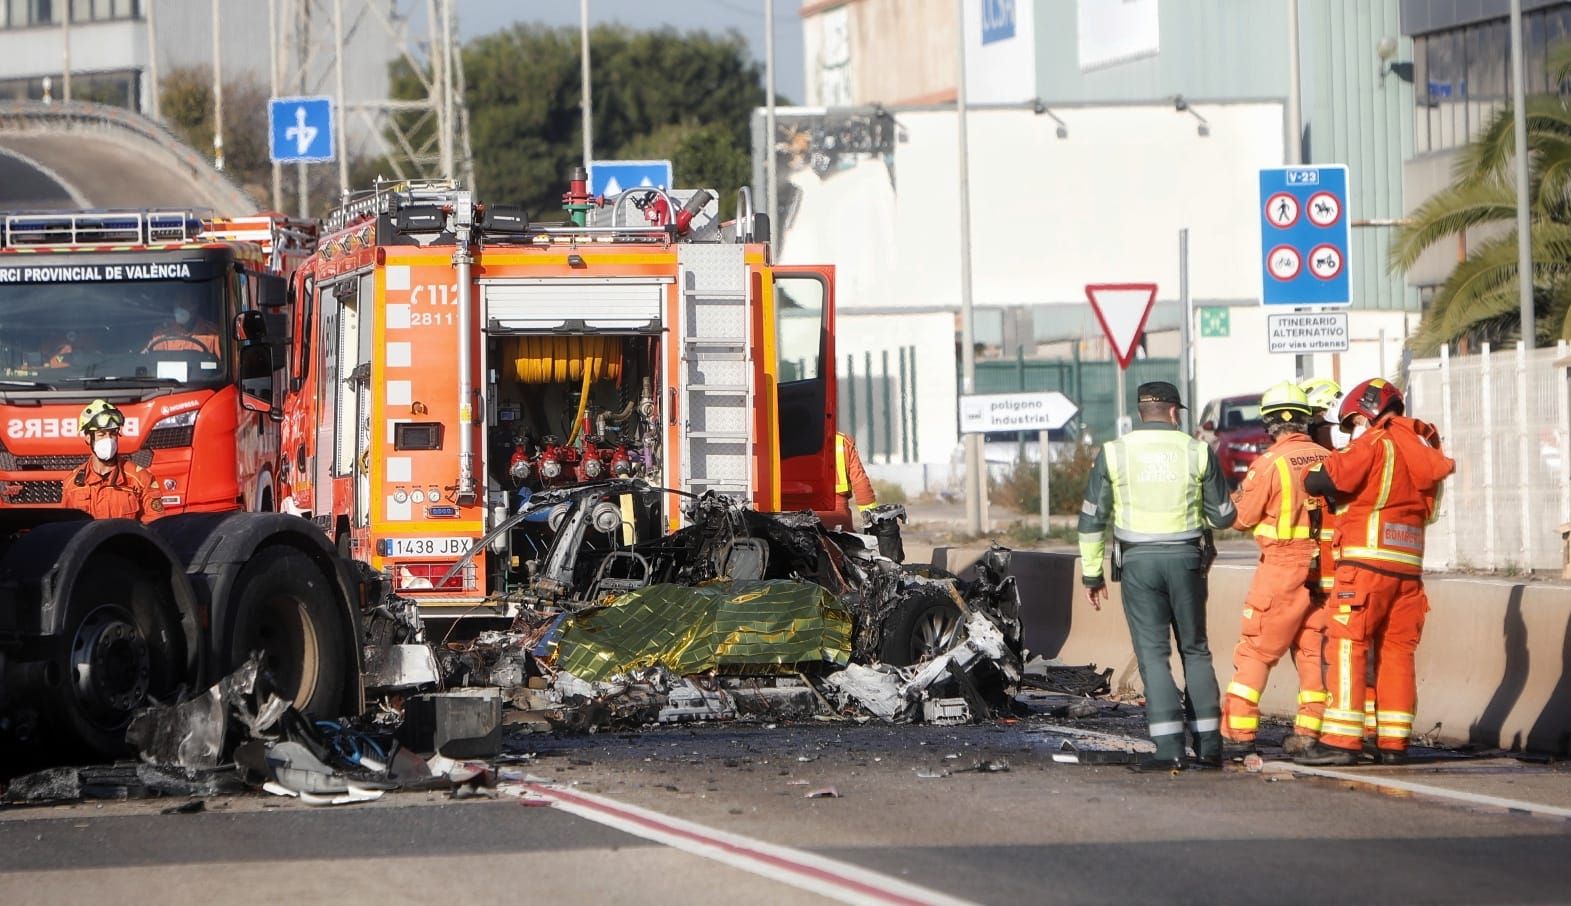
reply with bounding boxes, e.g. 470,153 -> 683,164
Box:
0,210 -> 315,515
279,176 -> 839,612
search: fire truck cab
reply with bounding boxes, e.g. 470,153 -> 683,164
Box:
0,210 -> 315,515
283,177 -> 838,613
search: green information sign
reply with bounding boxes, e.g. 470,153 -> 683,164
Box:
1200,307 -> 1230,338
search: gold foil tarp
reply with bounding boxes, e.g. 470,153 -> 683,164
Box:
554,580 -> 853,682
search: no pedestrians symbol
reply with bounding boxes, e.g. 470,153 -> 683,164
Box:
1265,192 -> 1299,228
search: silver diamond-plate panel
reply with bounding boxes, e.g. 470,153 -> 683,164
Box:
679,243 -> 746,295
689,358 -> 748,386
687,298 -> 747,339
687,441 -> 749,485
688,400 -> 749,435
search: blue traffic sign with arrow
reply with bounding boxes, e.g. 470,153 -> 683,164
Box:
1258,165 -> 1350,306
587,159 -> 673,197
269,96 -> 335,164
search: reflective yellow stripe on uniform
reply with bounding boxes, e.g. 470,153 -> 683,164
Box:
1227,681 -> 1262,704
1274,455 -> 1294,539
1228,715 -> 1259,730
1378,726 -> 1413,738
1341,546 -> 1425,567
1298,690 -> 1329,705
1377,711 -> 1414,725
835,435 -> 848,493
1295,714 -> 1323,732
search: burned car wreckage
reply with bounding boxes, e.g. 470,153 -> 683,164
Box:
417,479 -> 1025,728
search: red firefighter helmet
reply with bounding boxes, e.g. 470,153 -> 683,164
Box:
1338,378 -> 1404,427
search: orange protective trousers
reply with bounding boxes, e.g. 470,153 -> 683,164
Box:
1223,541 -> 1326,743
1319,563 -> 1428,753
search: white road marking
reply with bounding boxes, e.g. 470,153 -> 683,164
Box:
523,783 -> 977,906
1267,762 -> 1571,819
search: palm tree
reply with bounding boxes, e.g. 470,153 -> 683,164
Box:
1392,47 -> 1571,355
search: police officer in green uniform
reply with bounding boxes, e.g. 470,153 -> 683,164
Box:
1078,382 -> 1236,771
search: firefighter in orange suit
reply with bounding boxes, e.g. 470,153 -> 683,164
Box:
1223,382 -> 1331,753
827,432 -> 876,530
1302,377 -> 1378,746
62,399 -> 165,522
1296,378 -> 1453,766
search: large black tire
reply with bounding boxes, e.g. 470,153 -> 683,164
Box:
222,545 -> 347,717
878,585 -> 962,667
52,552 -> 189,760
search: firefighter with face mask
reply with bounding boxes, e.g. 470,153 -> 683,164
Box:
1296,378 -> 1454,766
1223,382 -> 1332,755
62,400 -> 164,522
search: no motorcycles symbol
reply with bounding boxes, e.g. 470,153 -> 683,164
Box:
1265,192 -> 1300,228
1308,243 -> 1344,280
1307,191 -> 1342,227
1267,245 -> 1302,281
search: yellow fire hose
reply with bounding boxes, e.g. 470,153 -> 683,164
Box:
511,336 -> 624,444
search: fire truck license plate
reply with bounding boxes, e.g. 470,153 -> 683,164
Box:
386,536 -> 470,557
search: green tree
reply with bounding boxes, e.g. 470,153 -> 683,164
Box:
1392,46 -> 1571,354
159,66 -> 272,206
396,23 -> 773,219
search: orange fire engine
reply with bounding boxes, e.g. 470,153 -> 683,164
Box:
0,210 -> 316,515
279,175 -> 838,611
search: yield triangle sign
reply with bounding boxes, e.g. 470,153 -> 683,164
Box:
1084,283 -> 1158,369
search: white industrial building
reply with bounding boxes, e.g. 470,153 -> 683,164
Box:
763,0 -> 1418,489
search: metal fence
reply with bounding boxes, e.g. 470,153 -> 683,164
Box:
838,346 -> 922,464
1408,341 -> 1571,573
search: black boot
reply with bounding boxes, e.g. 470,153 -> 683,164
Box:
1294,742 -> 1358,766
1131,756 -> 1186,774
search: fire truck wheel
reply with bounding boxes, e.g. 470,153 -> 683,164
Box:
878,585 -> 962,667
224,545 -> 347,718
53,552 -> 188,759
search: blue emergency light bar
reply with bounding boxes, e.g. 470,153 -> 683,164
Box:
1,210 -> 205,249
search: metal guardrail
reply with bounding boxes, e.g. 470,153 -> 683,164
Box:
0,100 -> 254,213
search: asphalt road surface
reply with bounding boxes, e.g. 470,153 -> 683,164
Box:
3,701 -> 1568,905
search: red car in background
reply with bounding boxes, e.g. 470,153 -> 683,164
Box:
1195,394 -> 1267,489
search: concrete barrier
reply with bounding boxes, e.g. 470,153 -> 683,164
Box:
936,547 -> 1571,755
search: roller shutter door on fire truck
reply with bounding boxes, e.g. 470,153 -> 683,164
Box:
482,280 -> 665,332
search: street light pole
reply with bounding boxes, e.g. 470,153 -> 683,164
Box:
1510,0 -> 1535,348
765,0 -> 779,251
211,0 -> 223,171
956,0 -> 982,535
580,0 -> 594,169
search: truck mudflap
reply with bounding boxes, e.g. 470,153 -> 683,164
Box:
0,511 -> 201,761
147,512 -> 366,720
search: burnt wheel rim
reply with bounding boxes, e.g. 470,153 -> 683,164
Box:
909,606 -> 960,662
254,593 -> 321,711
70,604 -> 151,724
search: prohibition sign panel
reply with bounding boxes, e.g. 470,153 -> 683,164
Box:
1265,192 -> 1300,228
1308,243 -> 1344,280
1258,165 -> 1351,306
1267,245 -> 1301,281
1306,191 -> 1342,227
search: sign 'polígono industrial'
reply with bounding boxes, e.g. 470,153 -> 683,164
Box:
1267,311 -> 1349,354
959,391 -> 1079,434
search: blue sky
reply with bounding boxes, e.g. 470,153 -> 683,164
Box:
458,0 -> 807,103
